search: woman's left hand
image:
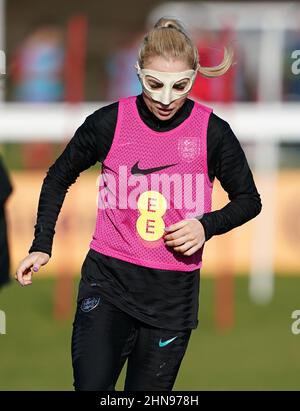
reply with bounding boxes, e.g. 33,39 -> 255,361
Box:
163,218 -> 206,256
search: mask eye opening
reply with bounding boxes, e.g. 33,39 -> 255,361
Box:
144,75 -> 164,90
173,79 -> 192,93
143,75 -> 164,91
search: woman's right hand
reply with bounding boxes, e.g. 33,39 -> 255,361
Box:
15,252 -> 50,287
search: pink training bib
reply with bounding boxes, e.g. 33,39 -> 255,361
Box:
89,95 -> 214,271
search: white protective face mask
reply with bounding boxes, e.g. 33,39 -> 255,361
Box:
135,61 -> 199,105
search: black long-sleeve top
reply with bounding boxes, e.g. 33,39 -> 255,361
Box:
28,93 -> 262,330
0,155 -> 13,205
0,155 -> 13,287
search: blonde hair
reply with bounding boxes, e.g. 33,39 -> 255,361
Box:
137,17 -> 234,77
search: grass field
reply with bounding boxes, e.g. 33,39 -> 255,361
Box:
0,275 -> 300,391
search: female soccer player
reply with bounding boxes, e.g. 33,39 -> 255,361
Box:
16,17 -> 262,391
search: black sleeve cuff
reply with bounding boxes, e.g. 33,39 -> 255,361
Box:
194,214 -> 213,242
28,246 -> 52,258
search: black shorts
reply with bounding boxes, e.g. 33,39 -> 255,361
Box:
71,293 -> 192,391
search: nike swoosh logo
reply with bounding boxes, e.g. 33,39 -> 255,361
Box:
159,336 -> 178,347
131,160 -> 178,176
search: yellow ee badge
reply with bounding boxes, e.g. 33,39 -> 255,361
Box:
136,191 -> 167,241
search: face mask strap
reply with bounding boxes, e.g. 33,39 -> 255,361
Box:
136,62 -> 195,78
